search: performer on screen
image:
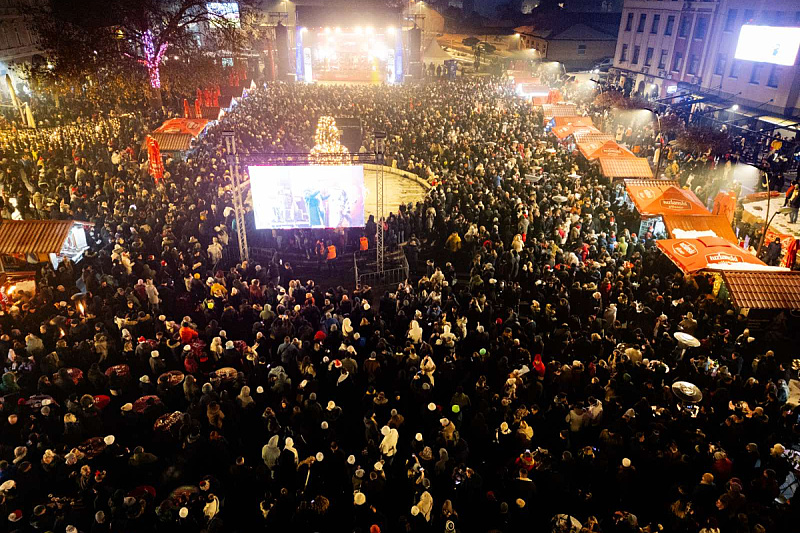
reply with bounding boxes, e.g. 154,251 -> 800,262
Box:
304,189 -> 330,227
336,189 -> 353,227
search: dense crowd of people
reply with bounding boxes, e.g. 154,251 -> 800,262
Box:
0,78 -> 796,533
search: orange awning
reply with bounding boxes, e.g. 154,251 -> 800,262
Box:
552,116 -> 594,129
154,118 -> 210,137
657,237 -> 767,273
599,157 -> 653,179
662,213 -> 737,243
551,117 -> 599,140
578,140 -> 636,160
634,185 -> 708,216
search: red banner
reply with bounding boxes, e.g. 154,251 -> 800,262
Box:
183,99 -> 190,118
146,136 -> 164,184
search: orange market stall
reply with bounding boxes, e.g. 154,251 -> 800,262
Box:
623,179 -> 711,238
154,118 -> 210,137
551,116 -> 600,143
577,139 -> 636,161
149,118 -> 211,156
720,270 -> 800,330
0,220 -> 91,271
656,237 -> 770,273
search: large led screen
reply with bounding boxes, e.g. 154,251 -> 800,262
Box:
734,25 -> 800,66
248,165 -> 365,229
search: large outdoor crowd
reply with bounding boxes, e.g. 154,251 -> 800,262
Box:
0,77 -> 796,533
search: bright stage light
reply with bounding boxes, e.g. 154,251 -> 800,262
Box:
355,26 -> 363,34
324,27 -> 331,34
335,27 -> 341,33
366,26 -> 374,35
300,27 -> 307,33
387,26 -> 396,35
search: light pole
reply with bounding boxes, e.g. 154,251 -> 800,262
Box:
757,206 -> 792,259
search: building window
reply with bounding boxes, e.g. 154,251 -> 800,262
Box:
625,12 -> 633,31
729,59 -> 740,78
577,44 -> 586,55
658,49 -> 668,69
743,9 -> 754,23
767,65 -> 780,87
637,14 -> 647,32
651,14 -> 660,34
694,17 -> 707,40
672,51 -> 683,71
714,54 -> 726,75
620,44 -> 628,62
665,16 -> 675,35
724,9 -> 737,32
687,54 -> 699,75
644,47 -> 654,66
749,63 -> 762,84
678,16 -> 690,38
632,45 -> 640,64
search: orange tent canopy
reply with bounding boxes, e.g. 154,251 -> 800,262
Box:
625,179 -> 708,216
578,139 -> 635,160
656,237 -> 767,273
552,117 -> 599,140
154,118 -> 210,137
552,116 -> 594,128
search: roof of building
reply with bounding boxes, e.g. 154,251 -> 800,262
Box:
0,220 -> 77,255
515,12 -> 620,41
662,213 -> 737,243
722,271 -> 800,310
149,133 -> 193,153
599,157 -> 653,179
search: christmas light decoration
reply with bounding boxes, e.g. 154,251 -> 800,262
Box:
309,116 -> 350,164
139,31 -> 169,89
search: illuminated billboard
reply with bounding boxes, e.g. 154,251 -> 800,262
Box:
248,165 -> 365,229
734,25 -> 800,66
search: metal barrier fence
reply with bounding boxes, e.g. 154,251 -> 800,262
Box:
249,247 -> 276,264
356,253 -> 409,289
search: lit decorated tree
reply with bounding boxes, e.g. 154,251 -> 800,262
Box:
310,116 -> 350,164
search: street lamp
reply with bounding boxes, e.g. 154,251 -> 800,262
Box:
757,207 -> 792,258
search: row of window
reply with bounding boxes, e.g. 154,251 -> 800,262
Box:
714,54 -> 782,87
625,9 -> 800,38
624,12 -> 705,39
0,23 -> 32,51
619,43 -> 782,87
724,9 -> 800,31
